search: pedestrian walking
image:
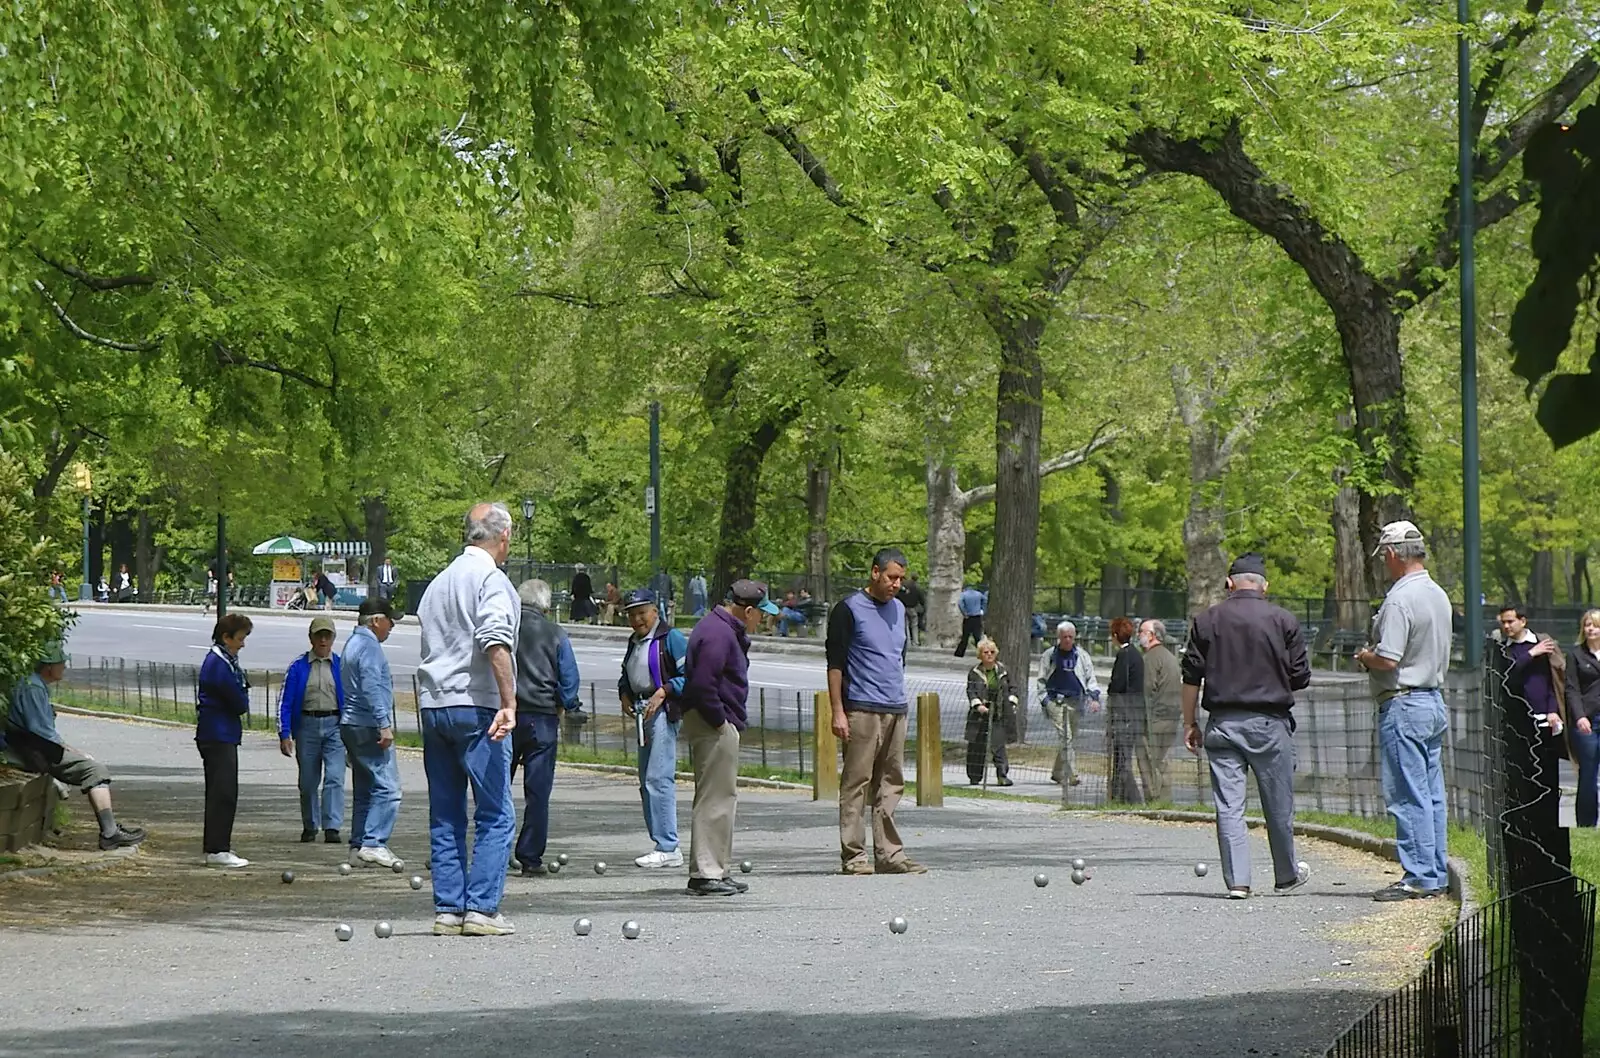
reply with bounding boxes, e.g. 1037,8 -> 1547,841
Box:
1136,619 -> 1182,803
314,569 -> 338,611
963,637 -> 1017,786
899,574 -> 926,647
197,614 -> 253,868
510,579 -> 583,875
416,503 -> 521,937
1106,616 -> 1145,804
618,589 -> 687,869
5,641 -> 145,850
1565,609 -> 1600,828
678,579 -> 774,895
1181,553 -> 1312,900
1355,520 -> 1453,901
568,564 -> 597,622
115,564 -> 132,602
1496,603 -> 1570,816
954,584 -> 987,657
688,571 -> 709,617
204,569 -> 218,613
342,598 -> 403,869
829,548 -> 927,875
48,570 -> 68,604
1036,621 -> 1102,787
277,616 -> 347,844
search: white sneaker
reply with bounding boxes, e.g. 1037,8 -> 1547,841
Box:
1275,861 -> 1312,895
205,851 -> 249,869
356,846 -> 402,870
634,850 -> 684,868
461,911 -> 516,936
433,913 -> 464,936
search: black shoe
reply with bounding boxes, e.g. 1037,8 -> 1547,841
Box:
300,829 -> 317,843
519,864 -> 544,878
995,777 -> 1014,787
726,877 -> 749,893
967,779 -> 982,786
324,829 -> 340,844
1373,881 -> 1443,902
99,826 -> 145,850
686,878 -> 741,897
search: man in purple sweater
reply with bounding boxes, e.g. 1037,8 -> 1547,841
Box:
677,578 -> 778,896
1498,605 -> 1567,741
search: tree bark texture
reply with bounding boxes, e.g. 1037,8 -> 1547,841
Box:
805,456 -> 832,602
1098,465 -> 1129,618
924,460 -> 969,649
1527,550 -> 1555,612
363,495 -> 389,595
988,311 -> 1048,690
1331,468 -> 1369,632
135,507 -> 164,602
711,419 -> 784,603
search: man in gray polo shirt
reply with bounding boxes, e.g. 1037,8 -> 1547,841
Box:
1356,519 -> 1453,902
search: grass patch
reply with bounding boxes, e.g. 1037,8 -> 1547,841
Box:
1570,829 -> 1600,1056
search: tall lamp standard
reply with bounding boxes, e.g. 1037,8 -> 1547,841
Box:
520,497 -> 535,579
72,463 -> 93,601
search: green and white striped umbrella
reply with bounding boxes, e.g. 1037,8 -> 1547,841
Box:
251,535 -> 317,556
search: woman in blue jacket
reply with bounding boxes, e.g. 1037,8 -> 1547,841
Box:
198,614 -> 254,868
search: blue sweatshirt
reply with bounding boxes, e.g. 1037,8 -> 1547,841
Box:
197,645 -> 250,744
341,625 -> 394,729
825,590 -> 908,714
277,653 -> 346,739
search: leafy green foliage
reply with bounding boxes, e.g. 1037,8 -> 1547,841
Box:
0,445 -> 71,683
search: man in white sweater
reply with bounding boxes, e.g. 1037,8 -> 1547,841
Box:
417,502 -> 521,938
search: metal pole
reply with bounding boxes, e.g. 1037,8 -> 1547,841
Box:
649,401 -> 662,585
79,495 -> 92,601
1459,0 -> 1482,669
216,512 -> 228,620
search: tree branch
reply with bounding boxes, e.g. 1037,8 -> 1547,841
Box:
212,341 -> 333,390
32,249 -> 157,291
1477,50 -> 1600,183
513,288 -> 616,309
961,422 -> 1120,509
32,280 -> 162,352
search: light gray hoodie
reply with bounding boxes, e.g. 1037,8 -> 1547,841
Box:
417,546 -> 520,711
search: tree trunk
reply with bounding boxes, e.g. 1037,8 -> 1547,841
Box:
1575,553 -> 1592,606
805,456 -> 832,602
1331,471 -> 1368,632
134,507 -> 163,602
925,460 -> 968,649
1098,466 -> 1128,618
1182,478 -> 1228,614
1527,551 -> 1555,612
988,312 -> 1047,688
107,511 -> 134,596
1491,549 -> 1523,610
711,419 -> 784,602
31,425 -> 86,532
363,495 -> 389,594
88,504 -> 105,589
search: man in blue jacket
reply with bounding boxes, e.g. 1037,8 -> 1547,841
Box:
510,578 -> 584,876
343,598 -> 403,869
955,585 -> 988,657
278,616 -> 347,843
619,589 -> 689,869
678,579 -> 776,895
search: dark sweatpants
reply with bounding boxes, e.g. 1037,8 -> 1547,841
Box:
197,741 -> 239,854
955,615 -> 984,657
965,726 -> 1009,784
509,712 -> 560,870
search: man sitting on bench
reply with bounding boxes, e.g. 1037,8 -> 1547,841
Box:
4,642 -> 145,850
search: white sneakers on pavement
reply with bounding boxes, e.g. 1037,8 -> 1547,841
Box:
355,846 -> 403,870
634,850 -> 684,868
1274,861 -> 1312,895
205,851 -> 249,869
462,911 -> 516,937
433,913 -> 465,936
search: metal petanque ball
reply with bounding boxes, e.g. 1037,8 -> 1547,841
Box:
374,921 -> 393,940
594,861 -> 608,876
547,862 -> 562,876
281,870 -> 295,884
621,920 -> 641,940
392,860 -> 405,874
337,862 -> 353,877
574,918 -> 593,937
409,875 -> 423,890
889,917 -> 909,935
1071,858 -> 1086,871
1194,862 -> 1209,878
1071,869 -> 1087,886
1034,873 -> 1049,888
740,861 -> 753,874
557,853 -> 570,866
334,923 -> 353,942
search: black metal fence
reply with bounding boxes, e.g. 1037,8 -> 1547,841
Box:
1326,875 -> 1597,1058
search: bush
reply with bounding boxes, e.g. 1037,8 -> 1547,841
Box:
0,445 -> 71,686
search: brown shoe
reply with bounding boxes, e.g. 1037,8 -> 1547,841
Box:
841,860 -> 874,876
876,858 -> 928,875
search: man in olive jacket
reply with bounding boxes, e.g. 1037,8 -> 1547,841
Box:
1137,619 -> 1182,803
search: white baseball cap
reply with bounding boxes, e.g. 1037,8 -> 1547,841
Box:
1372,519 -> 1425,556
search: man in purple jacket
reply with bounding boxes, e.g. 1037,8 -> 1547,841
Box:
677,578 -> 778,896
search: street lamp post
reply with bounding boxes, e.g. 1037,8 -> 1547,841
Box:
520,497 -> 535,580
72,463 -> 93,601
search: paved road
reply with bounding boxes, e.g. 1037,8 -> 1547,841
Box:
0,714 -> 1455,1058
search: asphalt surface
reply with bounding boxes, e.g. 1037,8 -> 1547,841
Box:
0,713 -> 1452,1058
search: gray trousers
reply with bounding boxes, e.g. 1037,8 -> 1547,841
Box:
1204,711 -> 1298,890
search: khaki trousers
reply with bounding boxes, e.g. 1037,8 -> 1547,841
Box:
1137,705 -> 1183,804
838,710 -> 907,867
681,709 -> 740,881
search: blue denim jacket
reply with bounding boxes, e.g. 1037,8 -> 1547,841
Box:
341,626 -> 393,729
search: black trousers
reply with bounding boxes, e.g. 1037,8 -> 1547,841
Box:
955,615 -> 984,656
965,732 -> 1009,783
198,741 -> 239,854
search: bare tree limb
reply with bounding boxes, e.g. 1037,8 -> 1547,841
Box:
1477,51 -> 1600,183
212,341 -> 332,390
32,280 -> 162,352
33,249 -> 157,291
961,422 -> 1120,509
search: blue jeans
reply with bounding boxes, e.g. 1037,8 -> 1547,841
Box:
510,712 -> 560,868
49,585 -> 68,604
341,724 -> 400,849
1378,690 -> 1450,891
776,608 -> 807,637
1573,723 -> 1600,828
637,710 -> 680,852
293,713 -> 346,833
421,706 -> 514,915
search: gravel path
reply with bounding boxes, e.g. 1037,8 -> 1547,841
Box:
0,714 -> 1456,1058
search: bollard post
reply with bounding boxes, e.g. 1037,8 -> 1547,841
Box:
916,692 -> 943,807
759,688 -> 768,769
812,692 -> 838,802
